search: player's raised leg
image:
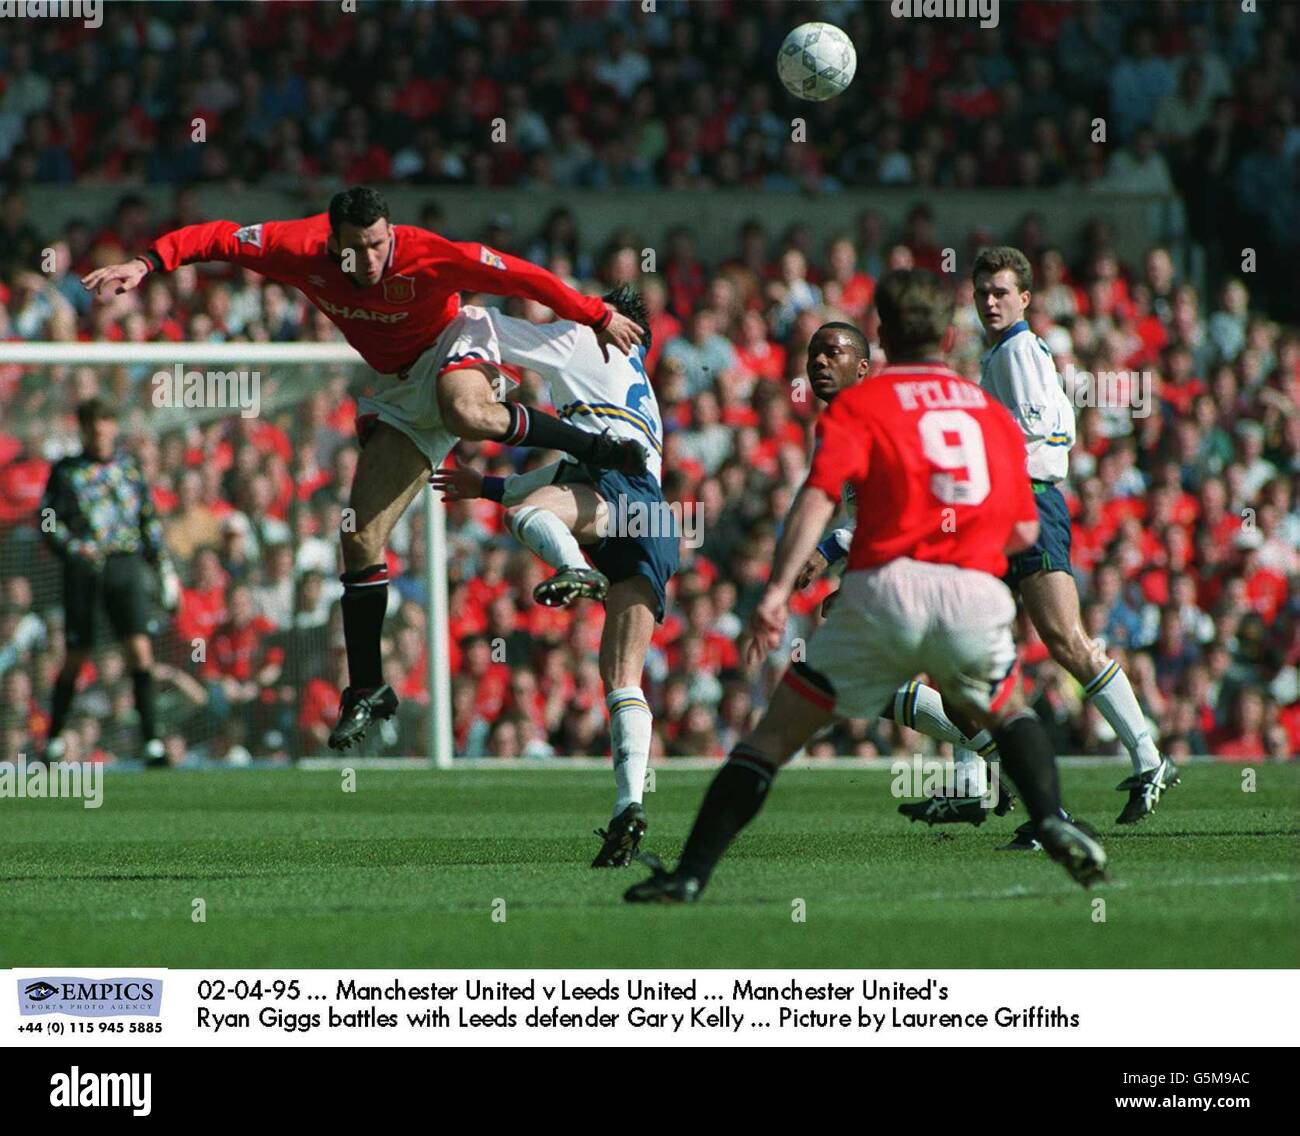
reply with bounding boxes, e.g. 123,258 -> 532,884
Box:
329,422 -> 430,751
591,575 -> 658,867
503,482 -> 611,607
437,364 -> 646,475
625,663 -> 836,903
1018,568 -> 1179,824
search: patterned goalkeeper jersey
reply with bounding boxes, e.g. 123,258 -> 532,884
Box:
40,451 -> 164,561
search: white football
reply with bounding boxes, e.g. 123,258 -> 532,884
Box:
777,22 -> 857,102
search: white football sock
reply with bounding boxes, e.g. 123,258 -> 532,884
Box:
894,681 -> 967,747
509,505 -> 587,572
1085,660 -> 1161,773
952,746 -> 988,798
607,687 -> 652,816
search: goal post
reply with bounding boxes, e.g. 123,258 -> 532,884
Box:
0,341 -> 452,767
425,479 -> 454,769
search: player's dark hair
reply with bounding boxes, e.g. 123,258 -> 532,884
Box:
971,245 -> 1033,292
813,321 -> 870,362
873,270 -> 954,359
328,186 -> 390,234
76,397 -> 117,426
602,283 -> 652,353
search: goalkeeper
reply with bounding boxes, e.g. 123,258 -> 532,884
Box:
40,398 -> 181,767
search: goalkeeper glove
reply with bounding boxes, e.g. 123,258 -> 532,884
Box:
158,559 -> 182,612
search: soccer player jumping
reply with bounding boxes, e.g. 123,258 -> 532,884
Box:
625,270 -> 1107,904
82,186 -> 647,752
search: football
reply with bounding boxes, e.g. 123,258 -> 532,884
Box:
777,21 -> 857,102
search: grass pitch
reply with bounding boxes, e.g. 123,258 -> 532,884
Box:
1,764 -> 1295,969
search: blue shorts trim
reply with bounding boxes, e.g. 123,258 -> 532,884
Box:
553,461 -> 679,622
1004,482 -> 1073,589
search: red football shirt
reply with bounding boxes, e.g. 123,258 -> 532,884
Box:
149,214 -> 609,374
804,363 -> 1036,577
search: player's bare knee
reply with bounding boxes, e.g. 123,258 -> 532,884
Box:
439,378 -> 504,440
341,524 -> 385,571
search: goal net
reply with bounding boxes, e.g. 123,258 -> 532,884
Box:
0,342 -> 452,768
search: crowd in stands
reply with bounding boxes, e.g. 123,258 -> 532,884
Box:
1,1 -> 1297,312
0,182 -> 1295,764
0,2 -> 1295,765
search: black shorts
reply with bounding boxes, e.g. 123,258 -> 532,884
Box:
64,553 -> 158,649
1004,482 -> 1074,589
552,460 -> 680,623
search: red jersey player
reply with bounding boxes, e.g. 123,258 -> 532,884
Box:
626,270 -> 1108,904
83,186 -> 647,751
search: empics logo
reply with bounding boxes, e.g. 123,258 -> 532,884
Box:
50,1068 -> 151,1118
18,976 -> 163,1018
24,980 -> 59,1002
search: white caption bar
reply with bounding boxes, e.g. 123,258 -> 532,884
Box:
4,969 -> 1293,1047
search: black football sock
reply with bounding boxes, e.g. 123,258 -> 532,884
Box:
991,713 -> 1063,825
49,672 -> 78,739
340,564 -> 389,691
131,669 -> 158,742
676,744 -> 779,888
500,403 -> 607,463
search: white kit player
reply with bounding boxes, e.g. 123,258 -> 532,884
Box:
972,247 -> 1179,840
431,286 -> 676,867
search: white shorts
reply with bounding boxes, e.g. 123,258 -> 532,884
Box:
354,305 -> 521,466
801,558 -> 1018,720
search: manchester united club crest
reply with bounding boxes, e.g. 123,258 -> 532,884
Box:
382,275 -> 415,303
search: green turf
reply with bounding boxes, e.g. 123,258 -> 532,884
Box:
1,764 -> 1295,968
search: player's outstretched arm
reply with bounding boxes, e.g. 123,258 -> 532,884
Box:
744,484 -> 838,666
84,221 -> 282,297
440,238 -> 643,360
430,460 -> 564,508
81,257 -> 150,297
